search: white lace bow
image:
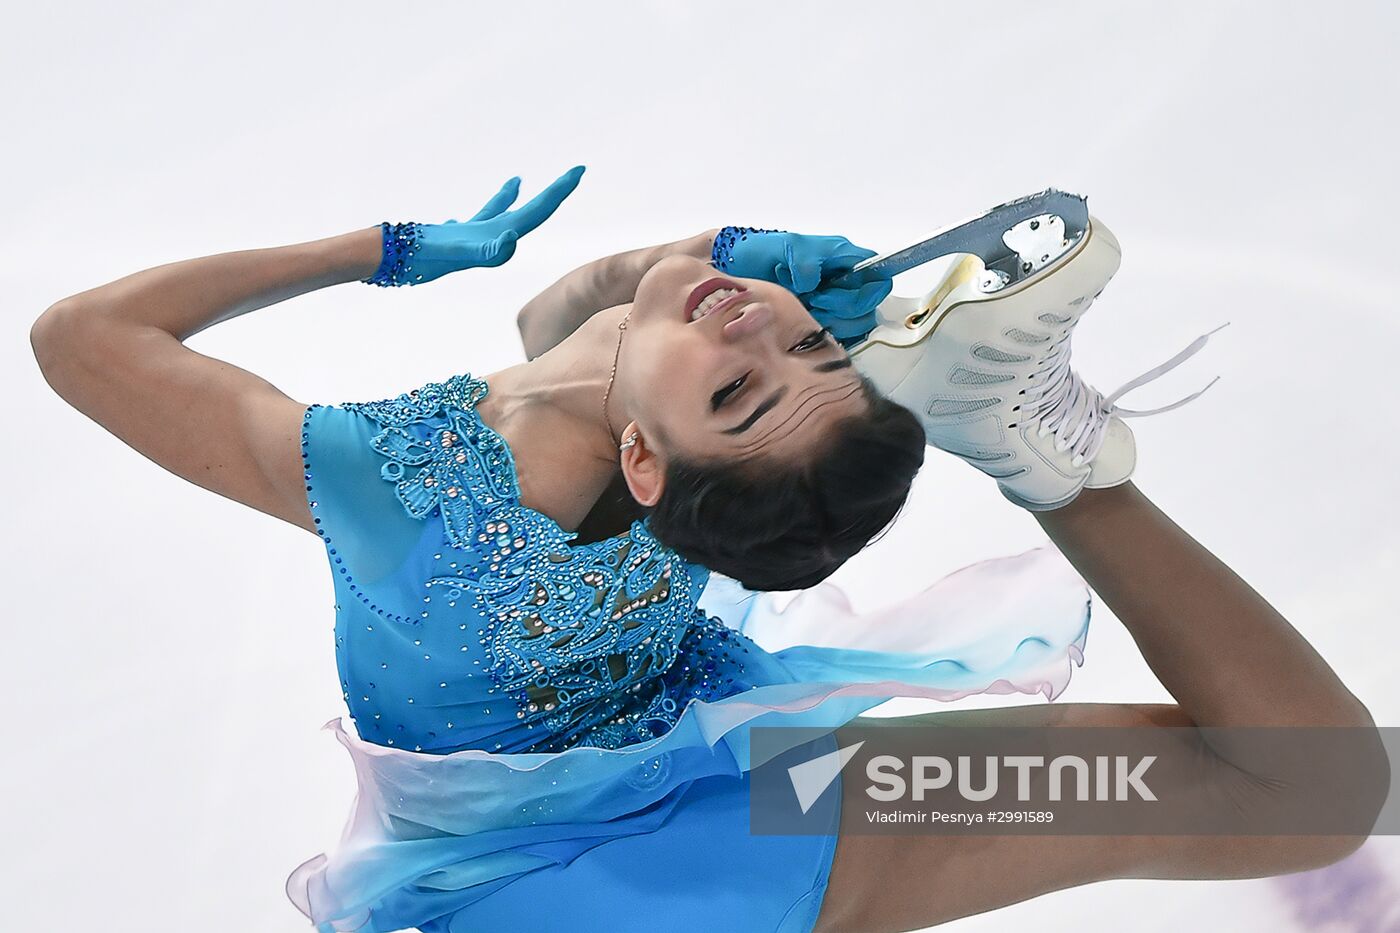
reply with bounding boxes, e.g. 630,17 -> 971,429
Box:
1026,321 -> 1232,467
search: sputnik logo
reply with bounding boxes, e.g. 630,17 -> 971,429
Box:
787,740 -> 865,814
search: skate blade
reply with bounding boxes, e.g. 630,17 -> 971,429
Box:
828,188 -> 1090,290
850,215 -> 1119,358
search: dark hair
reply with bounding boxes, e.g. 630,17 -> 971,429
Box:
645,378 -> 926,591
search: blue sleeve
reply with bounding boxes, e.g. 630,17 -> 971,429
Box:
300,403 -> 432,603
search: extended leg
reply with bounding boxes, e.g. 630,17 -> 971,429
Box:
813,481 -> 1383,932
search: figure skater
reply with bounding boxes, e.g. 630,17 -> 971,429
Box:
30,166 -> 1386,933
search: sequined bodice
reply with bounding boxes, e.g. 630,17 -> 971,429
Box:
301,373 -> 764,756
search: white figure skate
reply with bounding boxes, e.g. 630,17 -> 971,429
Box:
839,190 -> 1228,511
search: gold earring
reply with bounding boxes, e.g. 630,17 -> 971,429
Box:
619,432 -> 639,451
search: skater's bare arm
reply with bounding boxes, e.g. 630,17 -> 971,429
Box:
29,228 -> 384,535
817,482 -> 1388,933
515,229 -> 717,359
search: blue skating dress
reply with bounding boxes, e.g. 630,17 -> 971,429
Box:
285,371 -> 1094,933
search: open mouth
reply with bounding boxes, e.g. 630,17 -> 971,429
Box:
685,277 -> 748,322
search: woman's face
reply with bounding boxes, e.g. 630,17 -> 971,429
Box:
613,254 -> 868,470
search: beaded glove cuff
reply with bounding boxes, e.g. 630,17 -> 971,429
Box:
363,221 -> 424,287
710,225 -> 785,271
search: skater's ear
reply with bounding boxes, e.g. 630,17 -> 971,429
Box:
619,422 -> 665,507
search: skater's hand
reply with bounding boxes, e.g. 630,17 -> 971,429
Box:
710,227 -> 892,342
364,166 -> 586,286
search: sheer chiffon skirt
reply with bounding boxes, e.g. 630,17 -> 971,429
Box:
286,544 -> 1091,932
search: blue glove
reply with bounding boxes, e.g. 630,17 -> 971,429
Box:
364,165 -> 586,286
711,226 -> 892,342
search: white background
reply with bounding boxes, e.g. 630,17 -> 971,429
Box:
3,2 -> 1398,930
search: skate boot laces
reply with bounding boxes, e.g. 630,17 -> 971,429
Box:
1027,321 -> 1231,468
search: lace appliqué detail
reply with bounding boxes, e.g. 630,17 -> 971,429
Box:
342,373 -> 745,752
344,375 -> 517,547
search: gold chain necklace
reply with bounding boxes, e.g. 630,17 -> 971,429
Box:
601,307 -> 632,440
